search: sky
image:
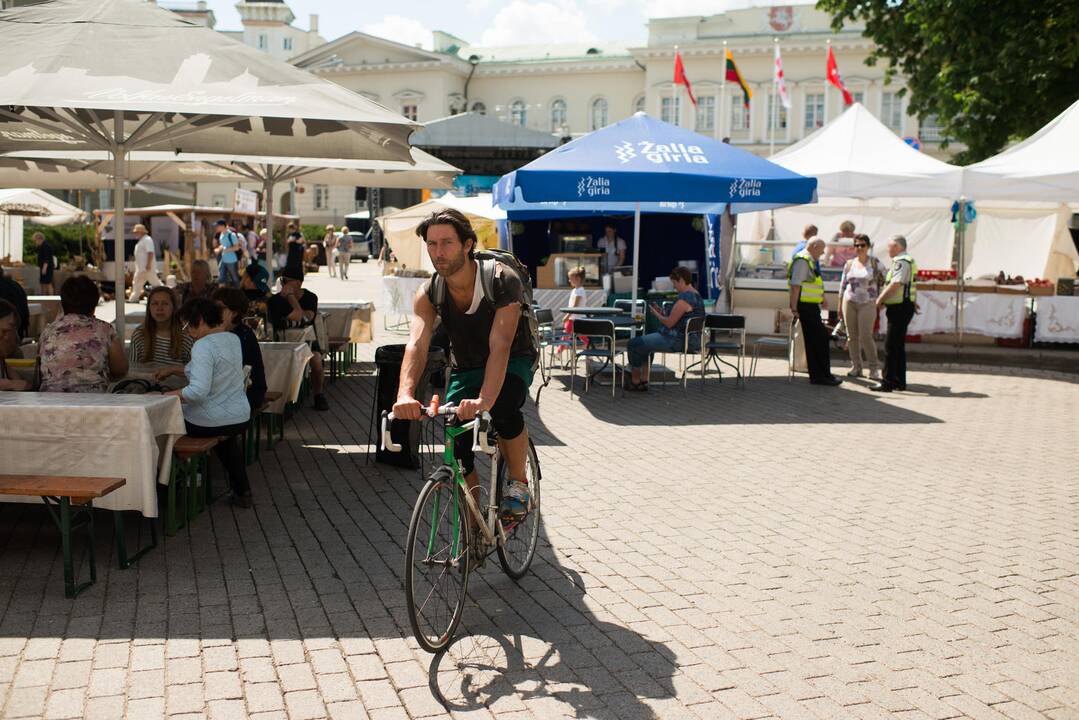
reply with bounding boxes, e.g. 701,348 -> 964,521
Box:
201,0 -> 815,49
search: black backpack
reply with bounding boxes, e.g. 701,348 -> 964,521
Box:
427,250 -> 540,373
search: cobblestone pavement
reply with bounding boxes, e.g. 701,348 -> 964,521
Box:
2,263 -> 1078,719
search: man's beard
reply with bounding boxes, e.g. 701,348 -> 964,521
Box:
435,251 -> 467,277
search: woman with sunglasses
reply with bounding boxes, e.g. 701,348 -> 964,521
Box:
838,234 -> 885,379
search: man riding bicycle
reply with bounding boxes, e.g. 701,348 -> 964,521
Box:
392,209 -> 536,523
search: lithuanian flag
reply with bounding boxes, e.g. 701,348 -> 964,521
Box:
725,48 -> 752,108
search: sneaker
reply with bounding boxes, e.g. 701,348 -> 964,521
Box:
499,481 -> 531,523
313,394 -> 329,411
846,368 -> 863,378
869,369 -> 881,381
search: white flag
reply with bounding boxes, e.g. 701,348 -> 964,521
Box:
774,44 -> 791,109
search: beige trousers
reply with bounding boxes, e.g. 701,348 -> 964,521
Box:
842,297 -> 879,372
129,269 -> 162,302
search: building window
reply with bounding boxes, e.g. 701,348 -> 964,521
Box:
804,92 -> 825,130
283,37 -> 293,51
729,96 -> 750,132
471,101 -> 486,115
767,93 -> 788,131
695,96 -> 715,133
920,114 -> 946,142
401,104 -> 418,121
550,99 -> 567,132
881,91 -> 903,132
660,96 -> 680,124
634,95 -> 646,114
313,184 -> 329,210
257,34 -> 267,50
510,100 -> 526,127
591,98 -> 608,130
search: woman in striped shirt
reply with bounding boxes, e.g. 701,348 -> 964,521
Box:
130,286 -> 193,367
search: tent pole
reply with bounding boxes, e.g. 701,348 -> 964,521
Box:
955,197 -> 966,352
263,175 -> 275,284
112,111 -> 127,333
631,202 -> 641,337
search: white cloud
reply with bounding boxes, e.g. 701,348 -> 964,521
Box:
360,15 -> 432,50
478,1 -> 597,47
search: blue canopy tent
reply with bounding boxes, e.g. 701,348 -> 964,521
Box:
494,112 -> 817,312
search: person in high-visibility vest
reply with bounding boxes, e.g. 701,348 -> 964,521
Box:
788,237 -> 841,386
872,235 -> 918,392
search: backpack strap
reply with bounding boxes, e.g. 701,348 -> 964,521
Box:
426,275 -> 446,314
478,258 -> 497,304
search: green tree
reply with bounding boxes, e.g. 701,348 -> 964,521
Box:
817,0 -> 1079,162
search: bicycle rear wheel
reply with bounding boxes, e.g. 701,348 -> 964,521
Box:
405,468 -> 471,653
496,438 -> 541,579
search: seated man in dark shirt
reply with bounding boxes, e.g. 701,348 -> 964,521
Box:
266,266 -> 328,411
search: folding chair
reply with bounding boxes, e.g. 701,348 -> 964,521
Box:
703,314 -> 746,386
570,318 -> 625,398
750,319 -> 796,382
657,315 -> 705,389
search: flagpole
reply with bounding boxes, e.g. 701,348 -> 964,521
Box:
770,38 -> 778,157
672,45 -> 678,126
825,39 -> 832,126
719,41 -> 727,139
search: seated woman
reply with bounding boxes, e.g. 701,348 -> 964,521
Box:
178,259 -> 215,306
130,286 -> 193,367
39,276 -> 128,393
165,298 -> 252,508
212,286 -> 267,411
0,299 -> 29,391
625,266 -> 705,392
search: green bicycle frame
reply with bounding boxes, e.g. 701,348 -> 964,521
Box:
430,423 -> 473,560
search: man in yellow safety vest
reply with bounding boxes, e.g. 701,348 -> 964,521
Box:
872,235 -> 918,392
789,237 -> 841,386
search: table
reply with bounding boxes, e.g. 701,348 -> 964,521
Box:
1034,296 -> 1079,343
0,393 -> 186,517
319,301 -> 374,343
906,291 -> 1027,339
26,303 -> 42,337
259,342 -> 313,413
381,276 -> 428,330
534,288 -> 606,324
26,295 -> 61,325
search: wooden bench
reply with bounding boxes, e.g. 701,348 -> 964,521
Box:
327,336 -> 351,381
260,391 -> 284,452
167,437 -> 218,536
0,474 -> 125,598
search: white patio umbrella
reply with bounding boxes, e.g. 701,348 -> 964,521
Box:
0,0 -> 418,328
9,148 -> 461,280
0,157 -> 112,190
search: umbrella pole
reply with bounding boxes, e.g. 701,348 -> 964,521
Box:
112,112 -> 127,333
631,202 -> 641,337
263,176 -> 275,284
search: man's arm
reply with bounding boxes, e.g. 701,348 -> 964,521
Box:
616,240 -> 626,267
393,288 -> 438,419
459,303 -> 519,420
876,280 -> 901,307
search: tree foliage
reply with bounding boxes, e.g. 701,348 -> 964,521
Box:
817,0 -> 1079,162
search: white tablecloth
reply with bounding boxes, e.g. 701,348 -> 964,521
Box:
907,291 -> 1027,339
0,393 -> 186,517
259,342 -> 313,413
381,276 -> 428,321
1034,296 -> 1079,343
533,288 -> 608,325
319,301 -> 374,343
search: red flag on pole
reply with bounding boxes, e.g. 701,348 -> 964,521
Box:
826,46 -> 853,106
674,50 -> 697,107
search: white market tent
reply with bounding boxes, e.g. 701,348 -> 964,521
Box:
964,98 -> 1079,202
771,103 -> 964,199
737,104 -> 963,269
380,193 -> 506,272
0,188 -> 85,261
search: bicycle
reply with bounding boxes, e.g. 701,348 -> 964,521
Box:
381,400 -> 542,653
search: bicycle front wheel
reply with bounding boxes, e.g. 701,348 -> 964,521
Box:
496,438 -> 542,580
405,470 -> 471,653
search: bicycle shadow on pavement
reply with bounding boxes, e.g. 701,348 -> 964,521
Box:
424,528 -> 680,719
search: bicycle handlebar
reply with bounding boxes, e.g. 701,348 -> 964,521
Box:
381,403 -> 494,455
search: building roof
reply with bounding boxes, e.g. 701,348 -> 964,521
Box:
452,41 -> 633,64
411,113 -> 560,149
